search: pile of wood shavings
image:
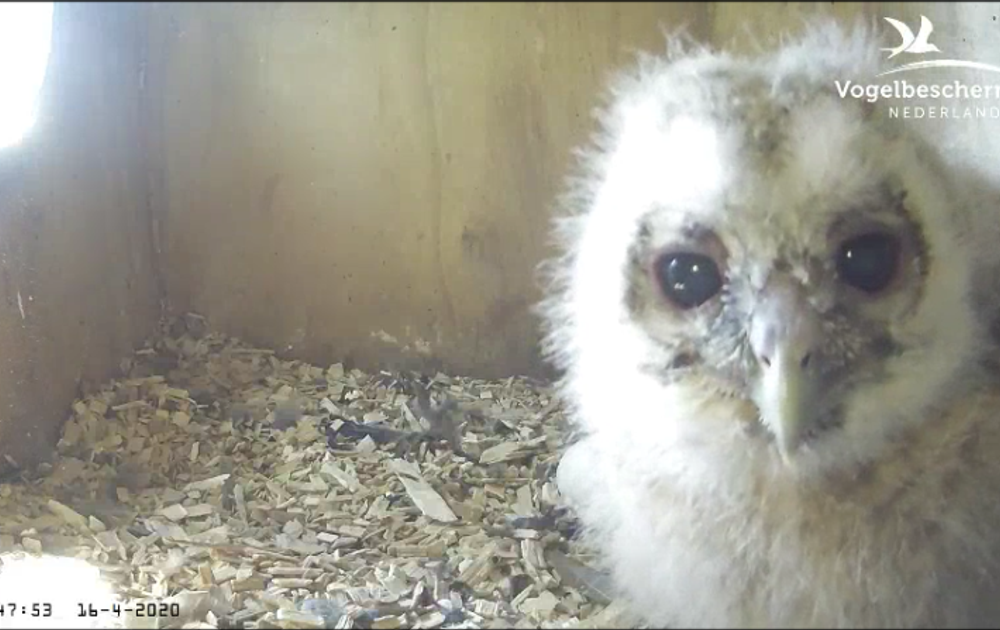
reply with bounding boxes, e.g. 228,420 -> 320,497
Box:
0,315 -> 638,630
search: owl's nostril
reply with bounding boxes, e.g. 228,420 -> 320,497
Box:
758,352 -> 812,370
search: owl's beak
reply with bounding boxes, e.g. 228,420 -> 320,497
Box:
748,278 -> 823,465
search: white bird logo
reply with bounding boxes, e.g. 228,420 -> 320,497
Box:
882,15 -> 941,59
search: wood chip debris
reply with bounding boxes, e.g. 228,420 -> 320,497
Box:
0,315 -> 639,629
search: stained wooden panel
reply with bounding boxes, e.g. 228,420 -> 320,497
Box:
146,2 -> 708,379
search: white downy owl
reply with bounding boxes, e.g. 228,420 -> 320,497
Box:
540,19 -> 1000,628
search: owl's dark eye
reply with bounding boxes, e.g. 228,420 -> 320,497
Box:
653,252 -> 723,309
835,232 -> 901,294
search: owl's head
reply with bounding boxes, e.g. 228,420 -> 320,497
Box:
541,22 -> 994,476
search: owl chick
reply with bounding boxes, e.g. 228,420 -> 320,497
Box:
540,20 -> 1000,629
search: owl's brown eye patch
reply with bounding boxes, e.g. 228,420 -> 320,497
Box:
835,232 -> 901,294
653,252 -> 723,309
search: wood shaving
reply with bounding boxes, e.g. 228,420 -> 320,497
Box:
0,316 -> 638,629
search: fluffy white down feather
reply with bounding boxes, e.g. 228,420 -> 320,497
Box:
541,19 -> 1000,629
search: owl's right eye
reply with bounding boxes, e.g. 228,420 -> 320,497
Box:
653,252 -> 723,309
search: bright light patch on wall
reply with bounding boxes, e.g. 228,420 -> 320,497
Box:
0,2 -> 53,150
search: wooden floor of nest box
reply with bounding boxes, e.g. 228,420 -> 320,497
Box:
0,316 -> 637,630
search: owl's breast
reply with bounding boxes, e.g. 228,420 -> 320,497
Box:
583,387 -> 1000,627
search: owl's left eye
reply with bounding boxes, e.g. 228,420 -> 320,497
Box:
653,252 -> 723,309
836,232 -> 901,294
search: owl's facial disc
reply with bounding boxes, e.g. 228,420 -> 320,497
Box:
642,217 -> 913,464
